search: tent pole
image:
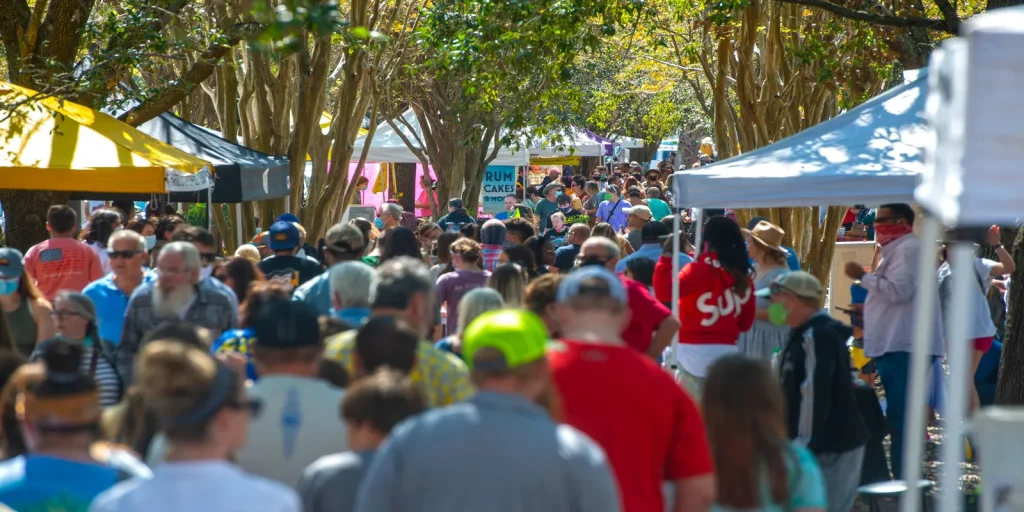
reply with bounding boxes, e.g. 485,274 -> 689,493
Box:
693,209 -> 704,255
670,208 -> 681,366
206,188 -> 213,232
940,241 -> 973,512
900,215 -> 941,512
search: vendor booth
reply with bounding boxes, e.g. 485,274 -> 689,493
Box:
0,82 -> 213,194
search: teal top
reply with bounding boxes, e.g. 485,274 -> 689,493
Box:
711,443 -> 826,512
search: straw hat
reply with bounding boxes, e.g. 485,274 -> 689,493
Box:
744,220 -> 786,254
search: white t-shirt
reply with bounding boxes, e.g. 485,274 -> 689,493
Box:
236,375 -> 347,488
89,242 -> 112,275
89,460 -> 299,512
958,258 -> 999,339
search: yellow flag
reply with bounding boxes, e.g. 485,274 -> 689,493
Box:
372,163 -> 388,193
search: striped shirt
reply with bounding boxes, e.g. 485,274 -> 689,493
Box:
30,339 -> 122,407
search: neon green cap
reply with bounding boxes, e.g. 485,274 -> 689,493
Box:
462,309 -> 549,371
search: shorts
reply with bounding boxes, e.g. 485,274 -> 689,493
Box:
973,336 -> 994,353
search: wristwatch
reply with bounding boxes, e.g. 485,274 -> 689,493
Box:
993,244 -> 1004,250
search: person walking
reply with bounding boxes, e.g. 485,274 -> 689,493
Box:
90,341 -> 300,512
763,271 -> 868,512
83,230 -> 155,346
737,220 -> 791,360
0,248 -> 56,356
24,205 -> 104,300
703,355 -> 827,512
236,301 -> 347,488
353,309 -> 621,512
549,267 -> 714,512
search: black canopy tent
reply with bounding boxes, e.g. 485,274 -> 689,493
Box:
70,113 -> 289,203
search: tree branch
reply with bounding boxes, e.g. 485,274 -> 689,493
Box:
775,0 -> 955,33
119,22 -> 262,127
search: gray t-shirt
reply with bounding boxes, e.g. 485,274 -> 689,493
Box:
626,229 -> 642,253
297,451 -> 376,512
353,391 -> 620,512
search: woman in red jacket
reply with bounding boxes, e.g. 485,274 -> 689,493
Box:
654,216 -> 755,399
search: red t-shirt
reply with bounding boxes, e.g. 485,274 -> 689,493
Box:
653,252 -> 755,345
549,340 -> 714,512
619,275 -> 671,353
24,237 -> 104,301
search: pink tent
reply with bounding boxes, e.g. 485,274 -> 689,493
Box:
347,163 -> 436,217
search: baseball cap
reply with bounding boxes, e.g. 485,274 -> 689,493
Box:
251,231 -> 269,247
623,205 -> 653,221
276,213 -> 300,224
325,224 -> 364,254
462,309 -> 550,372
641,221 -> 670,242
269,221 -> 300,251
0,248 -> 25,279
755,271 -> 823,300
542,183 -> 563,195
252,300 -> 321,349
557,266 -> 628,305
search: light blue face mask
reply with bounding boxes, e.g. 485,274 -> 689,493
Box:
374,218 -> 385,229
0,279 -> 17,296
145,235 -> 157,250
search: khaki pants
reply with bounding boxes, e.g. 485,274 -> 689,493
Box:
673,366 -> 706,403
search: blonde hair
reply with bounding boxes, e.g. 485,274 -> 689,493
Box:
457,288 -> 504,333
292,222 -> 307,245
234,245 -> 261,264
137,341 -> 239,442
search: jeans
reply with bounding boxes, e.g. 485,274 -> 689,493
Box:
873,351 -> 938,479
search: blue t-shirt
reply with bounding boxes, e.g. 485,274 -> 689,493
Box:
711,443 -> 826,512
783,246 -> 801,271
0,455 -> 121,511
82,271 -> 157,345
211,327 -> 258,381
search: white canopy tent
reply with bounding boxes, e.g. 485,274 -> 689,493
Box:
352,110 -> 530,166
671,71 -> 929,209
529,129 -> 616,157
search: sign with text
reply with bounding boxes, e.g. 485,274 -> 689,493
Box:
481,165 -> 517,214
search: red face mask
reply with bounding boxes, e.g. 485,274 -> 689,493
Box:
874,223 -> 913,246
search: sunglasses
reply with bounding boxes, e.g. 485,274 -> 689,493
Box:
225,397 -> 263,418
108,250 -> 143,260
199,252 -> 218,263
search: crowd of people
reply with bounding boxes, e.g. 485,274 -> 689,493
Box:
0,159 -> 1001,512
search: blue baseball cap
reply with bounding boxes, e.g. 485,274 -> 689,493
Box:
276,213 -> 300,224
0,248 -> 25,279
269,221 -> 300,251
556,266 -> 628,305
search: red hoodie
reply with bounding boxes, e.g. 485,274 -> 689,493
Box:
653,252 -> 755,345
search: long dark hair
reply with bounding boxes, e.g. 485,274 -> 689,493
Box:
704,355 -> 796,509
381,227 -> 422,263
702,216 -> 752,294
219,257 -> 264,304
84,209 -> 122,248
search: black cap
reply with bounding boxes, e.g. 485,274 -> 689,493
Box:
449,198 -> 464,210
641,221 -> 670,242
253,300 -> 322,349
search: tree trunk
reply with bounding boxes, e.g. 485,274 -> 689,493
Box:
0,191 -> 66,251
395,163 -> 417,213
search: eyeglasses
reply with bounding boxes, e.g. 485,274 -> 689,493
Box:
107,250 -> 143,260
50,310 -> 83,320
199,252 -> 218,263
225,397 -> 263,418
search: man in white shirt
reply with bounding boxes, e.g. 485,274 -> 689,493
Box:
237,300 -> 347,488
843,203 -> 944,479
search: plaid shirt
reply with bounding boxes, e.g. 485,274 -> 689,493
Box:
118,285 -> 238,385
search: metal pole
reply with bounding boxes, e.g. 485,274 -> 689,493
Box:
206,188 -> 213,232
939,242 -> 973,512
693,209 -> 705,256
901,215 -> 941,512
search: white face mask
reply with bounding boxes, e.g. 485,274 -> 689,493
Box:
200,266 -> 213,280
144,235 -> 157,250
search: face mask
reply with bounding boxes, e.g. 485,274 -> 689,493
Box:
559,206 -> 570,213
374,218 -> 385,229
874,223 -> 913,246
0,279 -> 16,296
555,191 -> 563,197
768,302 -> 789,326
200,266 -> 213,280
144,235 -> 157,250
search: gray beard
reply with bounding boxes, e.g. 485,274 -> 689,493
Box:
153,285 -> 196,317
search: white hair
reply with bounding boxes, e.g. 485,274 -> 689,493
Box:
582,236 -> 620,260
329,261 -> 378,308
381,203 -> 403,222
108,229 -> 147,253
550,211 -> 565,223
159,241 -> 202,272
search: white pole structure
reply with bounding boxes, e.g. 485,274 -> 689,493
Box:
206,188 -> 213,232
939,241 -> 974,512
671,208 -> 681,365
901,215 -> 941,512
